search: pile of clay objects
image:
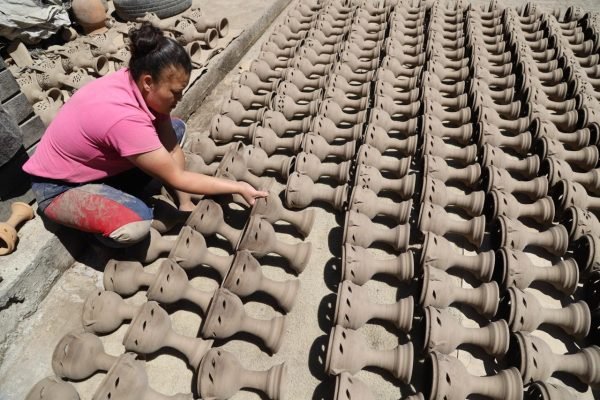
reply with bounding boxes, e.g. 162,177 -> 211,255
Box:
24,0 -> 600,398
6,1 -> 230,126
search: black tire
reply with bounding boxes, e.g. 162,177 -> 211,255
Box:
113,0 -> 192,20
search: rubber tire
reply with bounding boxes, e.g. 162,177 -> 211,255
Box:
113,0 -> 192,20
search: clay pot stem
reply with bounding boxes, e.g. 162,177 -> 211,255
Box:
5,202 -> 34,228
203,253 -> 234,279
144,389 -> 191,400
239,369 -> 270,394
164,331 -> 211,369
119,302 -> 140,322
239,315 -> 284,352
96,352 -> 118,372
259,277 -> 296,312
279,209 -> 313,236
469,370 -> 518,399
557,353 -> 591,378
272,241 -> 307,272
183,286 -> 213,313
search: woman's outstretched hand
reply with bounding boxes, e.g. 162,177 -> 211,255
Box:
237,181 -> 269,206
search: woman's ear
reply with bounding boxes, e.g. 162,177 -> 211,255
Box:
141,73 -> 155,92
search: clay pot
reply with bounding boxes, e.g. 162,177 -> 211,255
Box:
491,215 -> 568,256
333,373 -> 375,400
424,306 -> 509,356
201,288 -> 286,353
283,67 -> 328,91
168,226 -> 233,277
376,80 -> 421,104
262,109 -> 313,135
216,148 -> 272,189
92,353 -> 192,400
369,108 -> 418,137
189,15 -> 229,38
348,186 -> 412,223
251,188 -> 314,238
123,301 -> 213,368
72,0 -> 107,34
197,348 -> 286,400
496,247 -> 579,294
485,189 -> 555,225
420,114 -> 473,146
301,133 -> 356,161
421,177 -> 484,217
419,202 -> 485,247
239,71 -> 280,94
238,216 -> 312,274
210,114 -> 257,142
526,382 -> 577,400
0,201 -> 34,256
295,151 -> 351,183
356,144 -> 411,178
185,199 -> 241,248
52,330 -> 116,380
482,165 -> 548,199
421,135 -> 477,166
510,331 -> 600,386
270,94 -> 320,120
54,45 -> 109,76
421,232 -> 494,282
326,73 -> 370,99
502,287 -> 591,338
343,210 -> 410,251
231,83 -> 274,108
285,172 -> 349,210
124,228 -> 175,263
325,326 -> 413,382
425,352 -> 523,400
535,137 -> 599,171
323,87 -> 369,113
552,179 -> 600,217
420,266 -> 499,318
423,99 -> 471,126
335,280 -> 414,331
82,289 -> 139,334
220,99 -> 265,125
310,115 -> 362,143
319,99 -> 367,125
423,155 -> 481,187
421,71 -> 465,96
363,125 -> 418,155
475,123 -> 532,156
531,118 -> 592,149
471,93 -> 522,121
480,144 -> 540,179
25,377 -> 80,400
573,234 -> 600,274
540,157 -> 600,194
252,127 -> 302,155
342,243 -> 414,285
375,95 -> 421,119
355,164 -> 415,199
562,206 -> 600,241
189,134 -> 236,163
278,80 -> 323,103
223,250 -> 300,313
172,19 -> 218,48
184,151 -> 218,176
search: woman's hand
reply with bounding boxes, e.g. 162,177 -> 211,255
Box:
237,181 -> 269,205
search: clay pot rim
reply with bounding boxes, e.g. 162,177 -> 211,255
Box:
0,223 -> 17,256
324,325 -> 340,373
199,288 -> 229,337
560,206 -> 579,239
419,175 -> 435,204
423,305 -> 434,352
484,188 -> 502,222
549,179 -> 571,213
419,265 -> 432,305
573,234 -> 596,273
146,258 -> 180,298
333,281 -> 352,326
122,301 -> 161,348
494,247 -> 511,290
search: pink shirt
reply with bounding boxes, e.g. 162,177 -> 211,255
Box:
23,68 -> 166,183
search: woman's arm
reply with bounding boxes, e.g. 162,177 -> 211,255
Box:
127,146 -> 268,205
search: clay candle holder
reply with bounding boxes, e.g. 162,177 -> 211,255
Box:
251,188 -> 315,238
496,247 -> 579,294
209,114 -> 258,143
356,144 -> 411,178
363,125 -> 418,156
535,137 -> 599,171
419,202 -> 486,247
52,330 -> 116,380
125,228 -> 176,263
426,352 -> 523,400
301,133 -> 356,161
348,186 -> 413,224
485,189 -> 555,226
551,179 -> 600,216
503,287 -> 591,338
355,164 -> 415,199
189,135 -> 236,164
421,232 -> 494,282
185,199 -> 242,247
237,215 -> 312,274
421,114 -> 473,146
0,201 -> 34,255
241,145 -> 293,179
562,206 -> 600,241
423,155 -> 481,187
285,172 -> 349,210
424,306 -> 510,356
421,177 -> 485,217
103,259 -> 153,296
25,377 -> 80,400
325,325 -> 413,382
420,266 -> 499,318
480,144 -> 540,179
223,250 -> 300,313
482,165 -> 548,199
510,331 -> 600,386
216,148 -> 272,189
334,280 -> 414,331
421,135 -> 477,166
342,243 -> 414,285
252,126 -> 303,156
123,301 -> 213,368
92,353 -> 193,400
197,348 -> 286,400
310,115 -> 362,143
294,151 -> 351,183
333,373 -> 375,400
168,226 -> 233,277
526,382 -> 578,400
82,290 -> 139,334
200,288 -> 286,353
343,210 -> 410,251
491,215 -> 569,256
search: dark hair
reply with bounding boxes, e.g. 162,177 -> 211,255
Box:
128,22 -> 192,82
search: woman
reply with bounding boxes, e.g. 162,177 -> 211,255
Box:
23,23 -> 267,247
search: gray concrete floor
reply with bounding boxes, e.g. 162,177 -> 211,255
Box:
3,1 -> 600,400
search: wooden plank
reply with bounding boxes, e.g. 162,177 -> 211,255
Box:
0,69 -> 20,102
19,115 -> 45,149
3,93 -> 33,125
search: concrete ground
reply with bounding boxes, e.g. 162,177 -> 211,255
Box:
2,1 -> 600,400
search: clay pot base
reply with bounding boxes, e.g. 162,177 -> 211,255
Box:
26,377 -> 80,400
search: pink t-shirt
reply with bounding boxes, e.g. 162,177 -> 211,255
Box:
23,68 -> 166,183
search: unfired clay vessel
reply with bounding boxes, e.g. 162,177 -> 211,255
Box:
197,348 -> 286,400
491,215 -> 569,256
285,172 -> 349,210
325,325 -> 413,382
241,145 -> 293,179
251,188 -> 315,238
503,287 -> 591,338
52,330 -> 116,380
185,199 -> 241,247
423,155 -> 480,187
355,165 -> 415,199
421,134 -> 477,166
480,144 -> 540,179
343,210 -> 410,251
485,189 -> 555,226
419,202 -> 485,247
421,232 -> 494,282
125,228 -> 175,263
25,377 -> 80,400
482,165 -> 548,199
526,382 -> 578,400
421,177 -> 484,217
200,288 -> 286,353
424,306 -> 509,356
562,206 -> 600,241
210,114 -> 257,142
82,289 -> 139,334
335,280 -> 414,331
349,186 -> 412,224
363,125 -> 418,156
302,133 -> 356,161
541,157 -> 600,194
189,134 -> 236,163
168,226 -> 233,277
551,179 -> 600,216
356,144 -> 411,178
0,201 -> 34,256
342,243 -> 413,285
420,266 -> 499,318
295,151 -> 351,183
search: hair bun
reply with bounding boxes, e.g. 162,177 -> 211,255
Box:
129,22 -> 164,59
